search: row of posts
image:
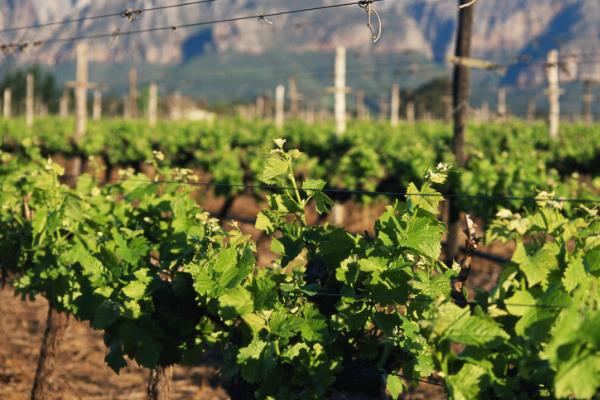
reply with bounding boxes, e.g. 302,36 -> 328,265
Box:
0,46 -> 594,137
1,43 -> 159,132
262,46 -> 592,138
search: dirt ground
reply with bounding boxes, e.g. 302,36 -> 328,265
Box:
0,185 -> 508,400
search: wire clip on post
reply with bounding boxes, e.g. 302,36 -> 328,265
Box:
459,0 -> 478,9
358,0 -> 382,43
257,14 -> 274,25
121,8 -> 143,22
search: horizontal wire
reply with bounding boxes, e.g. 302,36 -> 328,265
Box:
0,0 -> 219,34
98,176 -> 600,204
0,0 -> 384,48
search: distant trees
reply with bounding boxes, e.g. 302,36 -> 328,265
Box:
0,66 -> 61,113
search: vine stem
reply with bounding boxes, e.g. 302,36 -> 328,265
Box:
30,305 -> 70,400
147,365 -> 173,400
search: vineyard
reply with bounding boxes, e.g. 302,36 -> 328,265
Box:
2,0 -> 600,399
0,116 -> 599,399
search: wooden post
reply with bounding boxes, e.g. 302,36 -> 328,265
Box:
59,89 -> 69,117
355,90 -> 366,120
447,0 -> 475,262
527,98 -> 536,122
123,95 -> 131,119
288,77 -> 300,117
255,95 -> 265,120
93,89 -> 102,121
497,87 -> 507,121
583,80 -> 593,125
275,84 -> 285,129
3,88 -> 11,118
378,95 -> 389,121
129,67 -> 138,119
149,82 -> 158,127
334,46 -> 347,136
26,73 -> 34,128
390,83 -> 400,127
547,50 -> 560,140
481,101 -> 490,122
406,100 -> 415,124
74,43 -> 88,142
305,103 -> 316,124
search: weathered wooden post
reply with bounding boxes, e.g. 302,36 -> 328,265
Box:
390,83 -> 400,127
446,0 -> 475,263
497,87 -> 507,121
93,89 -> 102,121
275,84 -> 285,129
149,82 -> 158,127
288,77 -> 300,118
547,50 -> 560,140
123,95 -> 131,119
378,95 -> 389,121
406,100 -> 415,124
355,90 -> 366,120
255,95 -> 265,120
73,43 -> 89,143
480,101 -> 490,122
59,89 -> 69,117
332,46 -> 348,136
3,88 -> 11,119
527,98 -> 536,122
26,73 -> 34,128
129,67 -> 138,119
583,80 -> 594,125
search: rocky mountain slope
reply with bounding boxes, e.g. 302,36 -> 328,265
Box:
0,0 -> 598,71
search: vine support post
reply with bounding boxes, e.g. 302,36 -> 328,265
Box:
583,79 -> 594,125
527,98 -> 536,122
3,88 -> 11,119
480,101 -> 490,122
497,87 -> 507,121
255,95 -> 265,120
329,46 -> 348,136
59,88 -> 69,117
147,365 -> 173,400
149,81 -> 158,127
355,90 -> 367,120
275,84 -> 285,129
26,72 -> 34,128
378,95 -> 388,121
546,49 -> 560,140
129,67 -> 138,119
446,0 -> 475,263
406,100 -> 415,124
93,89 -> 102,121
390,83 -> 400,127
288,76 -> 300,118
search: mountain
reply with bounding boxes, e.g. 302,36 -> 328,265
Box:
1,0 -> 599,109
0,0 -> 599,66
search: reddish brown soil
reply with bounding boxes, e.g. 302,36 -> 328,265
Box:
0,288 -> 228,400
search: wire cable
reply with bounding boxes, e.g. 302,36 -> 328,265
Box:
0,0 -> 219,34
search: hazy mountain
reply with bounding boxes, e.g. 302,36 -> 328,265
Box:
0,0 -> 598,68
1,0 -> 599,111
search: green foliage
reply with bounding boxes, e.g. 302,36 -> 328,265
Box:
0,137 -> 599,399
434,202 -> 600,399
